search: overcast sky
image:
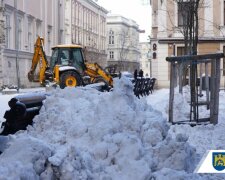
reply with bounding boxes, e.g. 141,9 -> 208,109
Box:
96,0 -> 152,42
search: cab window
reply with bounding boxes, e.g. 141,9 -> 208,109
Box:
72,48 -> 85,71
59,49 -> 70,65
50,49 -> 59,69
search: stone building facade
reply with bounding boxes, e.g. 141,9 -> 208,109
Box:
1,0 -> 64,88
65,0 -> 108,67
106,14 -> 141,73
0,0 -> 108,88
150,0 -> 225,88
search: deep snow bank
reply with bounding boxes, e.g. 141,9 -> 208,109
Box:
0,77 -> 206,179
146,87 -> 225,179
147,87 -> 225,157
169,91 -> 225,156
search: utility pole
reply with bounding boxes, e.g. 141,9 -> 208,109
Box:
14,0 -> 20,92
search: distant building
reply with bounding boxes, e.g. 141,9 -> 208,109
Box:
139,42 -> 151,77
106,14 -> 141,73
65,0 -> 108,67
150,0 -> 225,88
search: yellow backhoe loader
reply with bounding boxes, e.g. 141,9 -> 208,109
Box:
0,36 -> 156,135
27,36 -> 113,90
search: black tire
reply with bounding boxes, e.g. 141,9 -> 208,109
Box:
59,71 -> 82,89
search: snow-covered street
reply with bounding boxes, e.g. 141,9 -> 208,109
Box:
0,77 -> 225,179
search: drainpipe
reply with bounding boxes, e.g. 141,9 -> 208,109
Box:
14,0 -> 20,92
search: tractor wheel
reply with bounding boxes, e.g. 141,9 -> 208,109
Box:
60,71 -> 82,89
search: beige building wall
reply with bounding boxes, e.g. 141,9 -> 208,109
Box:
139,42 -> 151,77
150,0 -> 225,88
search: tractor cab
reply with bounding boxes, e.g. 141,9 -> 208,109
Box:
50,45 -> 86,74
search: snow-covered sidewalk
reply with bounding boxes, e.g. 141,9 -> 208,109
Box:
0,79 -> 225,179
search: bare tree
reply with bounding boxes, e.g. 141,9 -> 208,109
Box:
159,0 -> 222,120
117,30 -> 130,71
174,0 -> 203,120
175,0 -> 203,55
117,29 -> 138,72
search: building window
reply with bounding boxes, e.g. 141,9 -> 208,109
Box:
5,14 -> 11,48
59,30 -> 63,44
36,21 -> 41,38
153,43 -> 157,51
48,26 -> 52,53
109,51 -> 114,59
18,17 -> 22,50
177,46 -> 185,56
8,61 -> 11,68
178,2 -> 188,27
109,30 -> 114,45
28,20 -> 33,51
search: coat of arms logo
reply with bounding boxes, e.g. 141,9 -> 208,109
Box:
213,152 -> 225,171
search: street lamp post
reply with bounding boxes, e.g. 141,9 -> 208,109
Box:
14,0 -> 20,92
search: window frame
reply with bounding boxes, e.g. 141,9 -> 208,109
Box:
36,20 -> 42,38
28,18 -> 33,51
47,26 -> 52,53
5,13 -> 11,48
177,2 -> 188,27
109,30 -> 114,45
177,46 -> 185,56
109,51 -> 114,59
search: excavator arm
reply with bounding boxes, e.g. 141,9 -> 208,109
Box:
84,63 -> 113,88
27,36 -> 49,85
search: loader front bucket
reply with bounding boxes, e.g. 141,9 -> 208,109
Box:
0,93 -> 47,136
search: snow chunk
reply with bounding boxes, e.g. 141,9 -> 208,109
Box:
0,135 -> 52,179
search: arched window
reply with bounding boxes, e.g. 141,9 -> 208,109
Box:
109,30 -> 114,45
153,43 -> 157,51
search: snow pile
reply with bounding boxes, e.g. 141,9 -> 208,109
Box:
169,91 -> 225,156
147,87 -> 225,157
0,77 -> 210,179
146,87 -> 225,179
145,88 -> 169,119
173,91 -> 190,122
0,135 -> 51,179
146,87 -> 190,122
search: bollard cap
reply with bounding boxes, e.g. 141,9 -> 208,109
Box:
8,98 -> 18,108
